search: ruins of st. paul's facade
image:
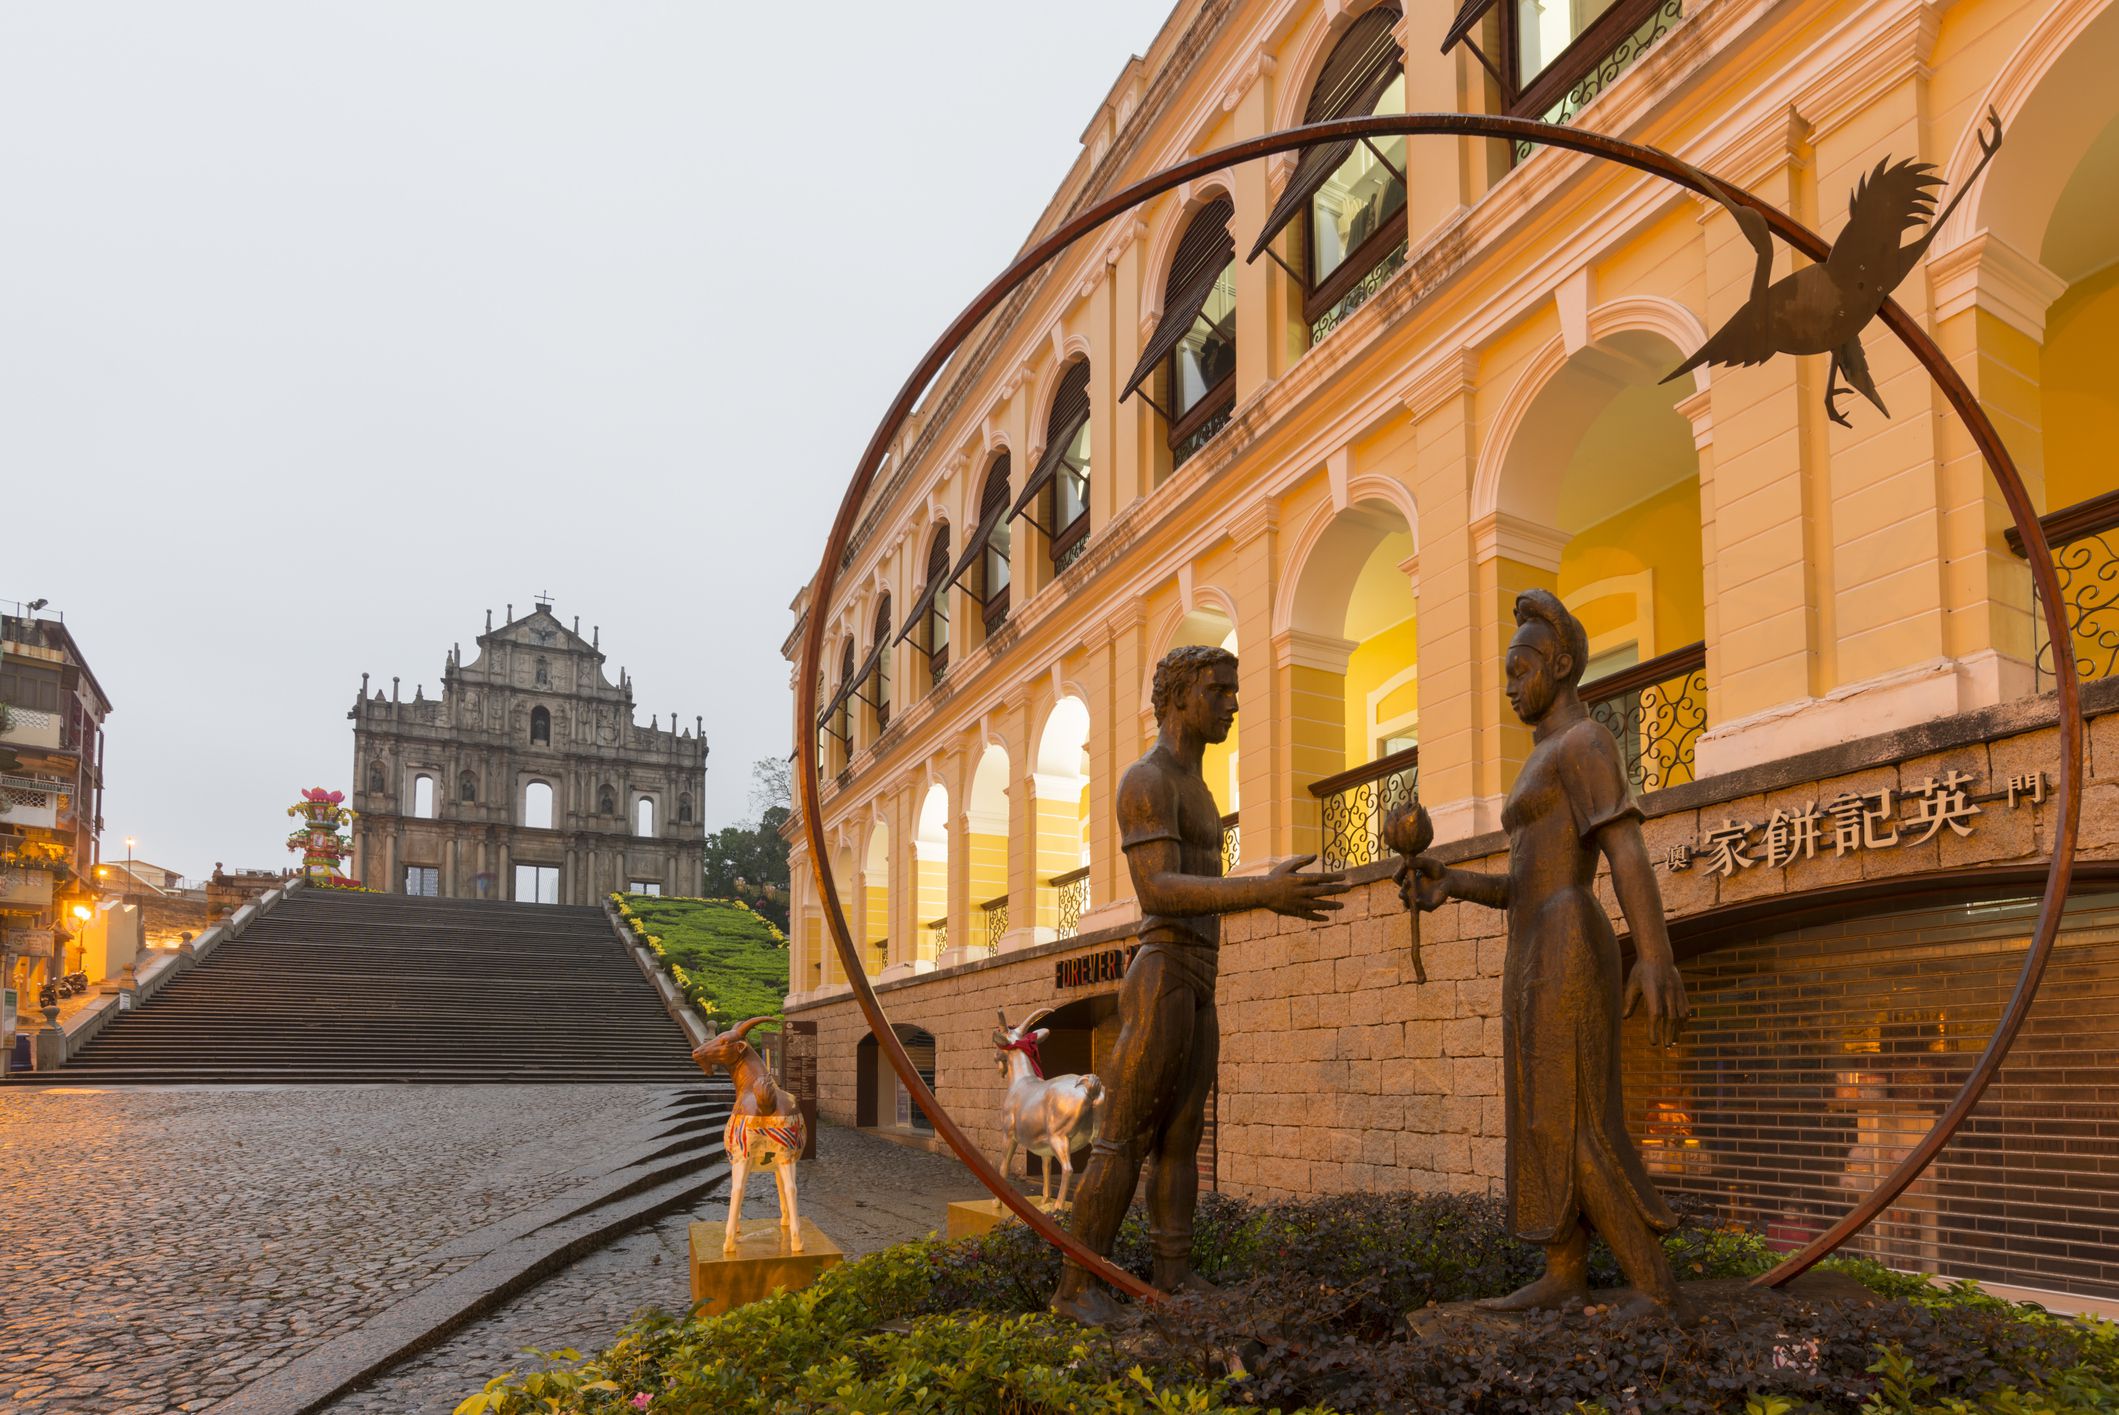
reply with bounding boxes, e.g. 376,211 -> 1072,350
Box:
350,600 -> 706,903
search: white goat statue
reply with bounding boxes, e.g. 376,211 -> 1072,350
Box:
692,1017 -> 807,1253
994,1007 -> 1106,1209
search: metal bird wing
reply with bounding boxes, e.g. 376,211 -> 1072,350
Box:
1830,157 -> 1945,280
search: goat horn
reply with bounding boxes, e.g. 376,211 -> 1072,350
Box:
1018,1007 -> 1055,1033
997,1007 -> 1011,1031
730,1016 -> 770,1042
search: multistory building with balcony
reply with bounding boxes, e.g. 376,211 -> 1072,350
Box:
1,604 -> 112,1010
350,599 -> 708,903
783,0 -> 2119,1304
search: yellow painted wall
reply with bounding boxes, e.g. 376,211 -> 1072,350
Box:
1203,721 -> 1239,815
2042,265 -> 2119,512
1342,615 -> 1419,763
967,830 -> 1008,907
1558,477 -> 1707,657
915,854 -> 946,957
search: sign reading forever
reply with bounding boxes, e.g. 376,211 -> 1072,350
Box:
782,1018 -> 820,1160
1055,945 -> 1137,991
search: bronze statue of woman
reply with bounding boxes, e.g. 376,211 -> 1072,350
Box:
1402,588 -> 1691,1319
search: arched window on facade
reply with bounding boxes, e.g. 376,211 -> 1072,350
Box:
1442,0 -> 1682,166
530,706 -> 551,745
1009,359 -> 1093,575
1252,5 -> 1406,343
900,524 -> 951,685
635,797 -> 655,837
1121,196 -> 1236,470
678,793 -> 693,823
412,774 -> 435,819
534,657 -> 551,687
821,638 -> 855,775
598,783 -> 616,814
459,771 -> 477,803
977,456 -> 1013,632
368,762 -> 385,794
867,594 -> 893,731
523,780 -> 554,830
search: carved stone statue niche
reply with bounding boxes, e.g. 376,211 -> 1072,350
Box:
1400,588 -> 1691,1320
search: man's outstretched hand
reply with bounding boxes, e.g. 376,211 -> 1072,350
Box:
1260,853 -> 1349,921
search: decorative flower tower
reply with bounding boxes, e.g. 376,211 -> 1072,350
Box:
286,788 -> 357,886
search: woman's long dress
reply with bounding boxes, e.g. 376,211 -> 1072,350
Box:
1499,715 -> 1678,1244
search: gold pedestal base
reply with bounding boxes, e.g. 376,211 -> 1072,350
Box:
688,1218 -> 842,1315
945,1196 -> 1059,1241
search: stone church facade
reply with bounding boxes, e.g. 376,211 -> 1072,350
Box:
349,600 -> 707,903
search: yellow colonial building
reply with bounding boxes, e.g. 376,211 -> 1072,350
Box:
784,0 -> 2119,1306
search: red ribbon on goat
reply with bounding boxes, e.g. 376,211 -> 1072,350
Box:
998,1034 -> 1044,1079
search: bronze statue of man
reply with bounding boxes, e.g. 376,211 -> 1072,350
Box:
1051,644 -> 1348,1326
1402,588 -> 1692,1319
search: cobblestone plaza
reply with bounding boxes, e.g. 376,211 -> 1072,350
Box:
0,1085 -> 970,1413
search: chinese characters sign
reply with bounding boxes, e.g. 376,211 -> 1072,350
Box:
1666,770 -> 2047,878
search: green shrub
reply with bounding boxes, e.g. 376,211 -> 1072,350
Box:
466,1193 -> 2119,1415
614,894 -> 786,1029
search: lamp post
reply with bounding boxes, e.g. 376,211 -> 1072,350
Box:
124,837 -> 135,903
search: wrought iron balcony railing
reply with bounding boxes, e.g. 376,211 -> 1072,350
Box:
1581,641 -> 1708,797
1310,747 -> 1419,871
928,916 -> 947,956
1307,645 -> 1708,870
980,895 -> 1008,956
1220,812 -> 1240,876
2007,489 -> 2119,692
1051,866 -> 1090,940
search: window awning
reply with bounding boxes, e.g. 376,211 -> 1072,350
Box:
848,636 -> 887,704
1249,8 -> 1405,262
945,500 -> 1007,590
815,681 -> 851,738
1121,196 -> 1236,403
1442,0 -> 1496,52
894,572 -> 948,648
1009,363 -> 1092,524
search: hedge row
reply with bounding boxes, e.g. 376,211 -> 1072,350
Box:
612,893 -> 787,1030
457,1191 -> 2119,1414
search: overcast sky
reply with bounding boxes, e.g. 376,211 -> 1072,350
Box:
1,3 -> 1166,876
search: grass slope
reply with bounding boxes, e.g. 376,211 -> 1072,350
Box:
614,894 -> 787,1029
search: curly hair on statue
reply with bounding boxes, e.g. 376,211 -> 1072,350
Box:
1150,644 -> 1238,723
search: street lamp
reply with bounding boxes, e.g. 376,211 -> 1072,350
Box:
124,837 -> 136,902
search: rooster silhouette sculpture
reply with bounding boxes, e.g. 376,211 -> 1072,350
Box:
1666,109 -> 2003,426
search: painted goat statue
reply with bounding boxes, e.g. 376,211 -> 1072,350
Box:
692,1017 -> 806,1252
994,1008 -> 1106,1209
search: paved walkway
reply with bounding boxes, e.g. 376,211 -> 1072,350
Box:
0,1084 -> 689,1415
321,1125 -> 996,1413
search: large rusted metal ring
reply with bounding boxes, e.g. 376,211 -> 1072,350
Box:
795,112 -> 2083,1301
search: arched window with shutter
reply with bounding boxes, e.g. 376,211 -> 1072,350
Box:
1251,6 -> 1407,342
1121,197 -> 1236,469
832,638 -> 856,767
922,526 -> 951,679
1010,360 -> 1093,574
865,594 -> 893,731
976,457 -> 1013,631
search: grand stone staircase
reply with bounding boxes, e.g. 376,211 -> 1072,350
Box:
49,889 -> 706,1084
